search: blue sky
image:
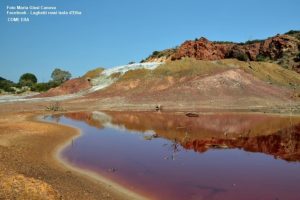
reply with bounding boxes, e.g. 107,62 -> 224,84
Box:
1,0 -> 299,82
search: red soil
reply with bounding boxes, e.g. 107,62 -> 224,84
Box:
35,78 -> 91,97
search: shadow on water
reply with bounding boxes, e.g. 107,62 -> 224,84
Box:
46,111 -> 300,200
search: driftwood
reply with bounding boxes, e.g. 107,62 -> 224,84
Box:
155,105 -> 162,111
185,112 -> 199,117
45,102 -> 65,111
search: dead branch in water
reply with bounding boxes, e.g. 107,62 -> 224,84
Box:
45,102 -> 66,112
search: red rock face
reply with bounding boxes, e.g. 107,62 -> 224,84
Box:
260,34 -> 299,59
171,37 -> 233,60
168,34 -> 300,63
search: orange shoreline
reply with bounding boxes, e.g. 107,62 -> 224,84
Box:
0,109 -> 146,200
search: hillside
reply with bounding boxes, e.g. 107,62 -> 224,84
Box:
144,30 -> 300,73
82,58 -> 300,110
35,77 -> 91,98
25,31 -> 300,112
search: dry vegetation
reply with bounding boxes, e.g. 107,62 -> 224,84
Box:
116,58 -> 300,90
152,58 -> 229,78
109,72 -> 122,79
119,68 -> 151,80
83,68 -> 104,79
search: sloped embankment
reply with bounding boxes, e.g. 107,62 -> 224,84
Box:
35,78 -> 92,98
34,63 -> 161,98
85,58 -> 300,108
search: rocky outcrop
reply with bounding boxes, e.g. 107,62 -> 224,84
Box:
171,37 -> 233,60
171,35 -> 300,62
260,34 -> 299,59
145,32 -> 300,72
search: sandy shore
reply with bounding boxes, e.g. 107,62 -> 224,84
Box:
0,107 -> 146,200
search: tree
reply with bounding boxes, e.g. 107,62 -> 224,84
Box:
19,73 -> 37,87
0,76 -> 15,92
51,68 -> 71,84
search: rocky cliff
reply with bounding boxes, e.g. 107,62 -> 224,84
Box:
145,31 -> 300,72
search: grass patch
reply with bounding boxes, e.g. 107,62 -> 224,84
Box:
152,58 -> 230,78
119,68 -> 150,80
83,68 -> 104,79
221,59 -> 300,88
144,48 -> 177,61
109,72 -> 122,79
115,58 -> 300,89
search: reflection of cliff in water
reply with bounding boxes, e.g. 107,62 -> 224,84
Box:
183,125 -> 300,161
62,111 -> 300,162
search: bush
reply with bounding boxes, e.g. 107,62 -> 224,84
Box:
285,30 -> 300,35
256,54 -> 268,62
236,52 -> 249,61
242,39 -> 263,45
213,41 -> 235,44
226,49 -> 249,61
31,81 -> 59,92
152,51 -> 160,56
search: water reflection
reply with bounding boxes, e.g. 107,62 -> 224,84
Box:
62,111 -> 300,162
47,111 -> 300,200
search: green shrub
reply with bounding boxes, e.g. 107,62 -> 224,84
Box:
31,81 -> 59,92
143,48 -> 177,61
242,39 -> 263,45
256,54 -> 268,62
285,30 -> 300,35
285,30 -> 300,41
152,51 -> 160,56
213,41 -> 235,44
236,52 -> 249,61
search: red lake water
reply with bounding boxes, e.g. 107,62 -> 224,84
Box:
45,111 -> 300,200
